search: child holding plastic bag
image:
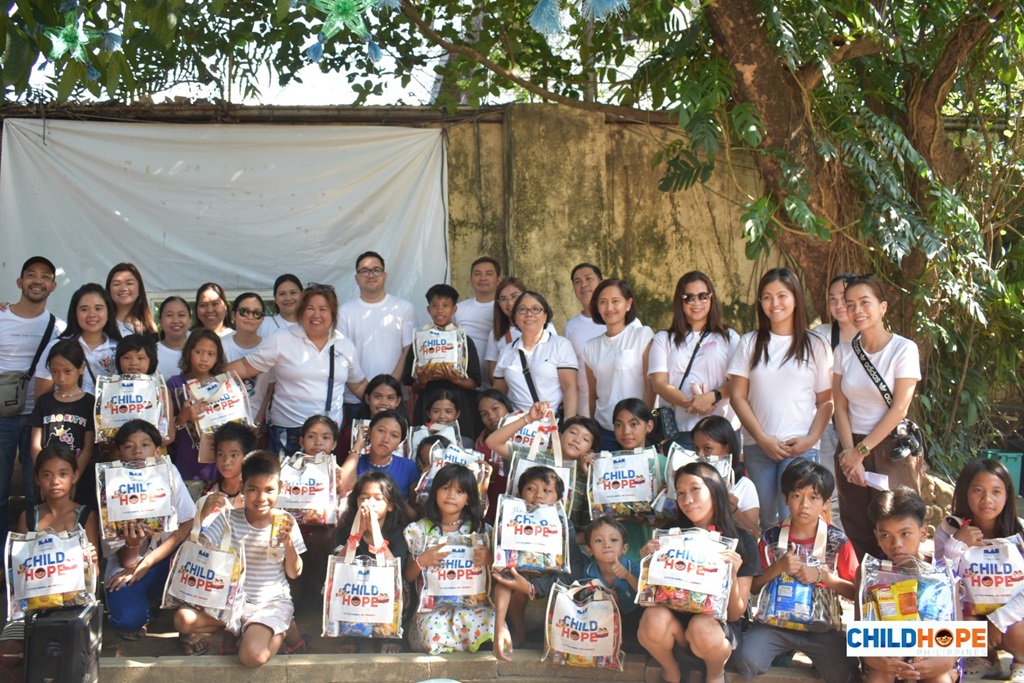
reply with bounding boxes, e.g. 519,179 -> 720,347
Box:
339,410 -> 419,515
492,465 -> 586,662
581,516 -> 640,635
104,420 -> 195,640
637,461 -> 760,683
692,416 -> 761,537
737,460 -> 858,683
934,458 -> 1024,680
203,422 -> 256,509
176,450 -> 306,667
168,329 -> 227,481
404,463 -> 496,654
330,471 -> 409,653
860,487 -> 958,683
0,443 -> 100,666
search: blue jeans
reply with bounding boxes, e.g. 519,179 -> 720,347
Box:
106,555 -> 171,634
268,424 -> 303,458
0,415 -> 34,550
743,443 -> 819,529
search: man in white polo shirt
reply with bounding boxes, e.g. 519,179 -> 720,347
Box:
453,256 -> 501,386
0,256 -> 65,548
337,251 -> 416,428
562,263 -> 606,418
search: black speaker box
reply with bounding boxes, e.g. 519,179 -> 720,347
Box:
24,603 -> 101,683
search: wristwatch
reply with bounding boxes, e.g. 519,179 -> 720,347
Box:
856,442 -> 870,456
712,389 -> 722,404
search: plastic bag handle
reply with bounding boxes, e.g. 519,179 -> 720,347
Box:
777,518 -> 828,562
191,494 -> 233,553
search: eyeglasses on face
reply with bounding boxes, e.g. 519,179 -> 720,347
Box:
236,307 -> 265,319
305,283 -> 336,293
681,292 -> 712,305
516,306 -> 544,317
356,268 -> 384,277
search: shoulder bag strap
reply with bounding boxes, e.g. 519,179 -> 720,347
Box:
677,330 -> 710,390
26,314 -> 56,378
518,348 -> 541,404
830,321 -> 840,351
325,343 -> 336,413
851,334 -> 893,407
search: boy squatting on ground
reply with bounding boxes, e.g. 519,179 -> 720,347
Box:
174,450 -> 307,667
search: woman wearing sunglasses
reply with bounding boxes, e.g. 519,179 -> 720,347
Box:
221,293 -> 273,428
649,271 -> 740,448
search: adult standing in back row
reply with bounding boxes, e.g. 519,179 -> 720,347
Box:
337,251 -> 416,430
563,263 -> 605,418
582,279 -> 654,451
728,268 -> 833,530
0,257 -> 65,550
454,257 -> 501,386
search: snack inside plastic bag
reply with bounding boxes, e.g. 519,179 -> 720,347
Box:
277,452 -> 339,525
588,448 -> 660,518
956,535 -> 1024,616
493,494 -> 569,574
5,526 -> 96,621
418,532 -> 490,612
96,455 -> 178,543
544,581 -> 623,671
412,327 -> 469,382
94,373 -> 170,443
636,527 -> 737,621
859,554 -> 956,622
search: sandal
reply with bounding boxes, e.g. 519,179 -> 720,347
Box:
964,655 -> 1003,679
117,626 -> 146,641
1010,662 -> 1024,683
284,633 -> 309,655
179,634 -> 209,656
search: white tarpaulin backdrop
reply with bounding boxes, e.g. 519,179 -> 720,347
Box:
0,119 -> 448,321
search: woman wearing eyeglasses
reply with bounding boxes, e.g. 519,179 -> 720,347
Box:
226,285 -> 367,456
492,291 -> 578,418
221,293 -> 273,428
649,272 -> 740,448
833,275 -> 922,558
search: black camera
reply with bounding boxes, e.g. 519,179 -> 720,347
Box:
891,419 -> 924,461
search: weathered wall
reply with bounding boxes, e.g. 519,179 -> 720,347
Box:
444,104 -> 771,332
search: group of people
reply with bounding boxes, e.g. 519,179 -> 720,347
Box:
0,252 -> 1015,683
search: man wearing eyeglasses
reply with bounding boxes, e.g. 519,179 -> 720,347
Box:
336,251 -> 416,428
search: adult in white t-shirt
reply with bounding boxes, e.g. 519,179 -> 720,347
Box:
483,277 -> 525,382
833,276 -> 922,558
259,274 -> 302,338
0,256 -> 65,547
155,296 -> 190,379
727,268 -> 833,529
649,272 -> 741,442
493,292 -> 578,416
222,293 -> 273,425
562,263 -> 605,418
810,273 -> 858,477
226,286 -> 367,457
582,279 -> 654,450
337,251 -> 416,421
453,257 -> 501,386
35,283 -> 122,397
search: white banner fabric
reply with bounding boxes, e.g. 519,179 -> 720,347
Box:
0,119 -> 448,319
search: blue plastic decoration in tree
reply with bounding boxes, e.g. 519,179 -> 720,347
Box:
374,0 -> 402,9
44,12 -> 91,63
529,0 -> 563,36
581,0 -> 629,20
307,0 -> 374,41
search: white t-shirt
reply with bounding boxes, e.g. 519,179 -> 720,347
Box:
731,475 -> 759,512
563,313 -> 605,418
453,298 -> 494,380
0,308 -> 65,414
258,314 -> 294,339
156,341 -> 183,380
101,464 -> 196,580
36,335 -> 118,396
649,329 -> 741,431
727,331 -> 833,445
221,335 -> 272,423
834,334 -> 920,434
116,320 -> 136,338
493,331 -> 578,412
581,323 -> 655,430
244,327 -> 364,428
336,294 -> 416,403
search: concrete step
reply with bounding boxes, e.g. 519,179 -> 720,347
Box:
97,650 -> 824,683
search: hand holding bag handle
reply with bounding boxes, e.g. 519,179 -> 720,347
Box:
525,407 -> 562,466
192,494 -> 234,554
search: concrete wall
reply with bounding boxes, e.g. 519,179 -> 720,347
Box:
444,104 -> 770,333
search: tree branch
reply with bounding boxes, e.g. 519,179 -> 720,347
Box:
398,0 -> 661,123
905,1 -> 1004,183
797,36 -> 885,90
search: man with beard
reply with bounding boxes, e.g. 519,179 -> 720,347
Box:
0,257 -> 65,548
